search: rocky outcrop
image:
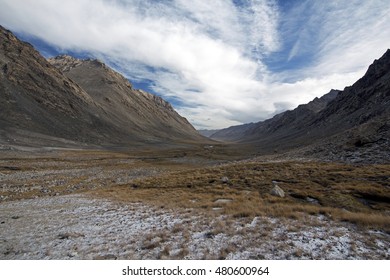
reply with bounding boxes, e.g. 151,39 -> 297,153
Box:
48,55 -> 84,72
135,89 -> 175,112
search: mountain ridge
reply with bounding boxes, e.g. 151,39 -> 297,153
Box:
211,89 -> 340,142
47,54 -> 200,142
0,26 -> 206,149
211,49 -> 390,162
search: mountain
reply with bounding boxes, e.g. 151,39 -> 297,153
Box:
0,26 -> 205,148
48,54 -> 204,144
211,89 -> 340,143
211,50 -> 390,161
197,129 -> 220,137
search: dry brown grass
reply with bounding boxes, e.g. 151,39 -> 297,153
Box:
2,149 -> 389,231
0,148 -> 204,201
93,160 -> 390,231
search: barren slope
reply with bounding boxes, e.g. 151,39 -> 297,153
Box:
0,26 -> 206,148
49,55 -> 204,144
0,26 -> 109,146
211,50 -> 390,161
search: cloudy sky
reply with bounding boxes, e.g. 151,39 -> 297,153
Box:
1,0 -> 390,129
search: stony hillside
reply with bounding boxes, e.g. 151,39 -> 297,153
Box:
48,55 -> 204,144
211,50 -> 390,161
211,89 -> 340,143
0,26 -> 205,148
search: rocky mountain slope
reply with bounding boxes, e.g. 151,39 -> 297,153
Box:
0,26 -> 205,148
211,50 -> 390,161
48,54 -> 204,144
212,89 -> 340,143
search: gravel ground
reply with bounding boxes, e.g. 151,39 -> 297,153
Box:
1,194 -> 389,260
0,154 -> 163,202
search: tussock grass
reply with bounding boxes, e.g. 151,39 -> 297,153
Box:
2,149 -> 389,231
95,161 -> 390,231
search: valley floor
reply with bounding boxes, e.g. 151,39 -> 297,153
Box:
0,147 -> 389,260
1,194 -> 389,260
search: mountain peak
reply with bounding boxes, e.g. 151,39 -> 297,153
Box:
48,55 -> 177,112
355,49 -> 390,88
48,55 -> 108,71
48,55 -> 83,72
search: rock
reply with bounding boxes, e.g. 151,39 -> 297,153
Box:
270,185 -> 285,198
93,254 -> 117,260
248,217 -> 260,228
214,198 -> 233,203
221,177 -> 229,184
40,188 -> 50,193
67,251 -> 78,258
58,232 -> 85,239
306,196 -> 319,204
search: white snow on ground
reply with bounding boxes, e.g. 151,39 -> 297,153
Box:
0,194 -> 389,260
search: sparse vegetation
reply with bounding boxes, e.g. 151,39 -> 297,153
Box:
1,150 -> 389,230
1,149 -> 389,259
90,159 -> 390,231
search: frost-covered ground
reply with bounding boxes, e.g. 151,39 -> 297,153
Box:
1,194 -> 389,260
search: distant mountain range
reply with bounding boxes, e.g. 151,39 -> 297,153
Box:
0,26 -> 206,148
197,129 -> 221,137
1,25 -> 388,162
211,49 -> 390,162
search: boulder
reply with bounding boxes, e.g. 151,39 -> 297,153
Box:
270,184 -> 285,198
221,177 -> 229,184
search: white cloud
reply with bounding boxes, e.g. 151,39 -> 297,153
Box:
281,0 -> 390,77
0,0 -> 389,129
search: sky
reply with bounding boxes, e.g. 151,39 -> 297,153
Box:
1,0 -> 390,129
